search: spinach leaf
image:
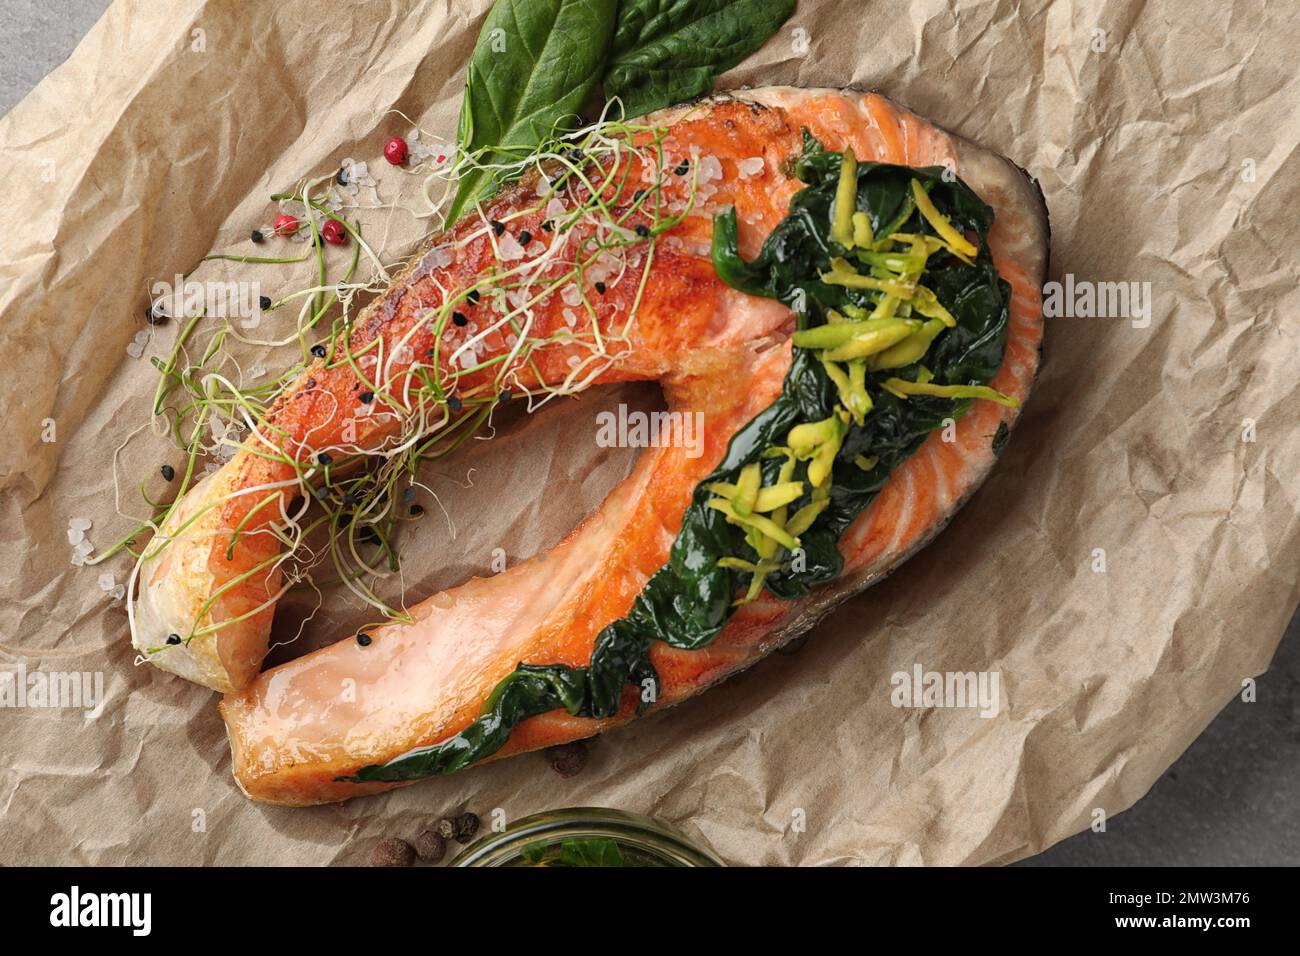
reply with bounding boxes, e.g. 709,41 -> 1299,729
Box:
556,837 -> 628,866
446,0 -> 619,224
343,135 -> 1012,786
519,837 -> 631,866
605,0 -> 796,117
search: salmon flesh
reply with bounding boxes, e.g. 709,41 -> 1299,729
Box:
137,88 -> 1047,804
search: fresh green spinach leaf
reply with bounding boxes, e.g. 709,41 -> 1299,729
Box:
605,0 -> 796,117
447,0 -> 619,223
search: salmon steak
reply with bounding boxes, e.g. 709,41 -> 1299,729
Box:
131,87 -> 1048,805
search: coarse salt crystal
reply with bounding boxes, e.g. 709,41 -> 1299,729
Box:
71,551 -> 86,567
75,539 -> 93,556
699,155 -> 723,182
561,284 -> 582,307
126,342 -> 144,359
67,528 -> 84,545
70,518 -> 91,531
737,156 -> 765,178
98,572 -> 115,591
546,197 -> 566,220
526,241 -> 546,256
497,233 -> 526,261
110,585 -> 126,600
562,308 -> 578,327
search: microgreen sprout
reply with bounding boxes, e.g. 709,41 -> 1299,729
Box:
124,106 -> 702,655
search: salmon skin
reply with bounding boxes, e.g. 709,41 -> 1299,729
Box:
145,87 -> 1046,804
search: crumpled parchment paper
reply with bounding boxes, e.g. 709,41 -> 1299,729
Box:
1,0 -> 1297,865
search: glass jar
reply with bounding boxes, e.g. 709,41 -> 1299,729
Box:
449,807 -> 723,867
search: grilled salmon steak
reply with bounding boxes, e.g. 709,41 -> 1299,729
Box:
133,87 -> 1047,804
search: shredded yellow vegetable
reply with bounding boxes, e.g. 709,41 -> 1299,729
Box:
883,377 -> 1020,408
831,147 -> 858,248
851,210 -> 874,247
707,499 -> 801,550
910,179 -> 978,258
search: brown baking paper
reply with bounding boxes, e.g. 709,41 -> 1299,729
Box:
1,0 -> 1297,866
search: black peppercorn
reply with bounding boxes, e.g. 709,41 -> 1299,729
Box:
635,223 -> 650,238
546,740 -> 589,778
359,390 -> 375,404
160,464 -> 175,481
414,830 -> 446,863
317,452 -> 333,466
452,311 -> 468,327
166,633 -> 181,645
594,281 -> 606,294
452,812 -> 479,844
356,632 -> 372,647
490,219 -> 505,236
259,295 -> 271,310
311,344 -> 327,358
447,395 -> 463,412
517,229 -> 532,245
250,229 -> 265,244
370,837 -> 414,867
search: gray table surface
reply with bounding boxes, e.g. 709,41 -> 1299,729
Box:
4,0 -> 1295,867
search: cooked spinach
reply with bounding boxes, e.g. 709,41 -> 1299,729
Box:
446,0 -> 619,223
343,134 -> 1011,785
605,0 -> 797,117
992,420 -> 1010,454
